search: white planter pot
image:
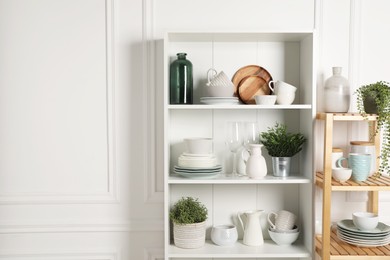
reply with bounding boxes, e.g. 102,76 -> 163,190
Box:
173,221 -> 206,249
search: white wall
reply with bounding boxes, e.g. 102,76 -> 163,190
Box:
0,0 -> 389,259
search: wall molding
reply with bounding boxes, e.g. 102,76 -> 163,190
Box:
0,249 -> 119,260
0,219 -> 163,234
142,0 -> 164,204
0,0 -> 119,205
348,0 -> 362,112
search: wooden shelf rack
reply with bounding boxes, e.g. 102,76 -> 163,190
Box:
316,113 -> 388,260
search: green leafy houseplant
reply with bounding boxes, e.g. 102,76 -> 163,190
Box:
259,123 -> 307,157
356,81 -> 390,175
170,197 -> 208,224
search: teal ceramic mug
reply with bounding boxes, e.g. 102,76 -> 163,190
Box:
336,153 -> 371,181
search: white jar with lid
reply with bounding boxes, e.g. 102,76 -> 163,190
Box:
350,141 -> 376,176
332,148 -> 343,168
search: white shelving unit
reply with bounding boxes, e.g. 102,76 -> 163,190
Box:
164,31 -> 316,259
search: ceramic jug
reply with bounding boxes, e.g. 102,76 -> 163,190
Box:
237,210 -> 264,246
242,144 -> 267,179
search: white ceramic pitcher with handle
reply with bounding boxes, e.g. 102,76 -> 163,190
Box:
237,210 -> 264,246
242,144 -> 267,179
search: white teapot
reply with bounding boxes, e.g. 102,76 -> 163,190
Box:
242,144 -> 267,179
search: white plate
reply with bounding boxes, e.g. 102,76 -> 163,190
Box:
174,168 -> 222,174
174,165 -> 222,171
337,232 -> 390,247
181,153 -> 215,158
174,171 -> 220,179
200,97 -> 240,105
200,97 -> 239,99
337,219 -> 390,234
338,227 -> 390,239
337,231 -> 390,243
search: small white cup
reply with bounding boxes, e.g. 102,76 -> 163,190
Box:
268,80 -> 297,105
254,95 -> 277,105
268,210 -> 297,231
332,168 -> 352,182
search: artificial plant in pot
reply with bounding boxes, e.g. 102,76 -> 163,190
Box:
170,197 -> 208,249
259,123 -> 306,177
356,81 -> 390,175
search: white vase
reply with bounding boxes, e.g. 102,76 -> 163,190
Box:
324,67 -> 350,112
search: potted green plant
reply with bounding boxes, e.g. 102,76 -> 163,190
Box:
356,81 -> 390,175
259,123 -> 306,177
170,197 -> 208,249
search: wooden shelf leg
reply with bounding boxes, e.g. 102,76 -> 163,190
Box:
368,191 -> 379,214
321,113 -> 334,260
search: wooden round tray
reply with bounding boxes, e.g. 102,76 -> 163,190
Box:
237,75 -> 271,104
232,65 -> 273,95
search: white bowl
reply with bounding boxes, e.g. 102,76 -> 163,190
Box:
353,212 -> 379,231
184,138 -> 213,154
255,95 -> 277,105
268,228 -> 299,246
332,168 -> 352,182
204,85 -> 234,97
211,225 -> 238,246
270,225 -> 299,233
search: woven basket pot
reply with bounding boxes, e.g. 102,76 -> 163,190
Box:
173,221 -> 206,249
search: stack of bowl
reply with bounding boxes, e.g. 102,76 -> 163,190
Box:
267,210 -> 300,246
174,138 -> 222,178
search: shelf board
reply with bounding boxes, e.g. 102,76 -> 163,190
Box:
169,173 -> 311,184
315,228 -> 390,259
167,31 -> 314,43
316,172 -> 390,191
168,104 -> 312,110
316,113 -> 378,121
168,239 -> 311,258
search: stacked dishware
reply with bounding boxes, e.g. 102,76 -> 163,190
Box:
267,210 -> 300,246
337,212 -> 390,247
174,138 -> 222,178
201,69 -> 239,105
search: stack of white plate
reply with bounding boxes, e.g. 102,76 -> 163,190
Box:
337,219 -> 390,247
175,153 -> 221,178
200,97 -> 240,105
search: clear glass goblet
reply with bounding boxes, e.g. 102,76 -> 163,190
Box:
226,121 -> 243,177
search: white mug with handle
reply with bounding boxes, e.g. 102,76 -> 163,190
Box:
268,80 -> 297,105
267,210 -> 297,231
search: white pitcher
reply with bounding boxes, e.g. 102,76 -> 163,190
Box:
237,210 -> 264,246
242,144 -> 267,179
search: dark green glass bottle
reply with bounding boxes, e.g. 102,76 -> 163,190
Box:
170,53 -> 193,104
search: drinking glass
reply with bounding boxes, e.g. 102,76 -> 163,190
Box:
226,122 -> 243,177
243,122 -> 259,150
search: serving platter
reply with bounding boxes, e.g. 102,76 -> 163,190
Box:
231,65 -> 273,96
237,75 -> 270,104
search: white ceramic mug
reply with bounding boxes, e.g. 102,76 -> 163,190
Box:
268,80 -> 297,105
267,210 -> 297,231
